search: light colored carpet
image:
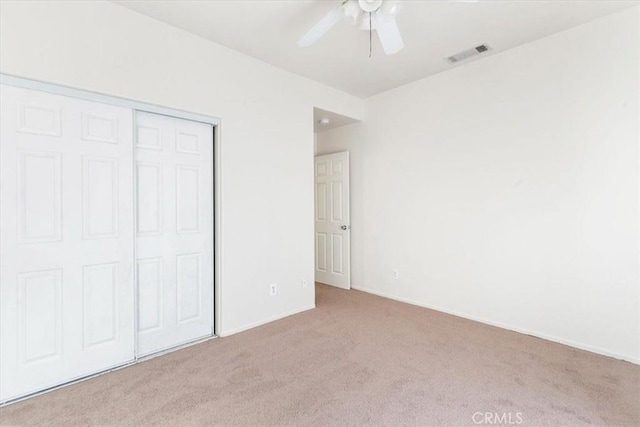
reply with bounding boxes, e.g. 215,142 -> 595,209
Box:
1,284 -> 638,426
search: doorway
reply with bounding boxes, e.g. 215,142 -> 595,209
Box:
314,151 -> 350,289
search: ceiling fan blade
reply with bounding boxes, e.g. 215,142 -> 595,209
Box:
298,5 -> 344,47
374,11 -> 404,55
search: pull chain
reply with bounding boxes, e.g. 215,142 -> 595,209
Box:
369,12 -> 372,58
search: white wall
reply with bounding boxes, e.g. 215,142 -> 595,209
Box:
0,0 -> 364,336
318,7 -> 640,363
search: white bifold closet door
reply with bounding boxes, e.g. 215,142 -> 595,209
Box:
0,85 -> 135,402
135,111 -> 214,356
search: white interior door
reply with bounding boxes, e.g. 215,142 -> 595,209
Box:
0,85 -> 135,402
314,152 -> 350,289
135,111 -> 214,357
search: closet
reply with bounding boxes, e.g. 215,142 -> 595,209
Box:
0,83 -> 216,403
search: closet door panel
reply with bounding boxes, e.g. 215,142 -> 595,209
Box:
0,85 -> 135,402
135,111 -> 214,356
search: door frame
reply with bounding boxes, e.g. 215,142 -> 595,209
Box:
0,74 -> 223,403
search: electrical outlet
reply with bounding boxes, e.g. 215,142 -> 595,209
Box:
270,283 -> 277,296
392,269 -> 399,280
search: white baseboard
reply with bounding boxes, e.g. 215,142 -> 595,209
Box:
219,304 -> 316,337
352,286 -> 639,365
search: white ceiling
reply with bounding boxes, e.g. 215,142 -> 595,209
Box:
114,0 -> 639,98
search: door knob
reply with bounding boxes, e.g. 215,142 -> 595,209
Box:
341,225 -> 350,230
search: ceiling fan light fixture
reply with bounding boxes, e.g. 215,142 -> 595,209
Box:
297,0 -> 405,55
358,0 -> 383,13
351,0 -> 402,30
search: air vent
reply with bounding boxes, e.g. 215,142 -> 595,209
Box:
446,44 -> 492,64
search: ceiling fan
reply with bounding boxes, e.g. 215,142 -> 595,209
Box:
298,0 -> 405,55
